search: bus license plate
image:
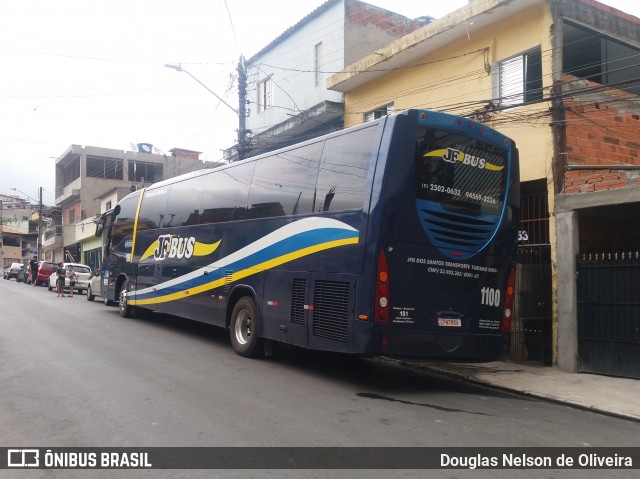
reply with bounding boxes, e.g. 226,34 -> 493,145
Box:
438,317 -> 461,327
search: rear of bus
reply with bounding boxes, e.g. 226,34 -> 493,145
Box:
363,109 -> 519,360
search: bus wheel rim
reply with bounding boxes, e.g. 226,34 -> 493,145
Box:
235,310 -> 251,345
120,288 -> 127,310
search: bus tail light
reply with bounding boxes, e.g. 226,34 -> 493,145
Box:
374,250 -> 390,323
501,268 -> 516,332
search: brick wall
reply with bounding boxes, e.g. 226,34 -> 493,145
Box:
562,74 -> 640,195
63,203 -> 82,225
564,169 -> 638,194
347,0 -> 423,36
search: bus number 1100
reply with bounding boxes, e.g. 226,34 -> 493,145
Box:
480,287 -> 501,307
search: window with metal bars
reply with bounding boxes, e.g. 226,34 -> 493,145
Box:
314,42 -> 323,87
496,47 -> 543,108
257,76 -> 273,113
364,104 -> 394,122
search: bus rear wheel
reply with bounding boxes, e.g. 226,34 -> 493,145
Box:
230,297 -> 263,357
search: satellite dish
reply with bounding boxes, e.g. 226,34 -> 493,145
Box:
137,143 -> 153,153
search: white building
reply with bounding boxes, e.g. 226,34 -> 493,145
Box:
227,0 -> 426,159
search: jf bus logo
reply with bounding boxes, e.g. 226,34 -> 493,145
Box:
8,449 -> 39,467
424,148 -> 505,171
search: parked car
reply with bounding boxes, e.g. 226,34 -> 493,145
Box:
86,268 -> 104,302
47,262 -> 92,294
3,262 -> 24,280
29,261 -> 58,286
17,267 -> 29,283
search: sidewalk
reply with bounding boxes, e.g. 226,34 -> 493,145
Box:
393,360 -> 640,421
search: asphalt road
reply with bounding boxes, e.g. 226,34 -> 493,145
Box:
1,277 -> 638,478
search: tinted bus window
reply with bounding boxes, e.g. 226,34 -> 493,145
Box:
115,192 -> 139,223
113,192 -> 139,238
248,142 -> 323,218
201,162 -> 255,224
137,186 -> 169,230
111,192 -> 140,255
316,126 -> 376,212
415,127 -> 507,215
165,174 -> 208,227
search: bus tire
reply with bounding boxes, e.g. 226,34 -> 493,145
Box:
119,280 -> 135,318
230,297 -> 263,358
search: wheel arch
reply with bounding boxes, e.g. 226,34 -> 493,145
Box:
114,273 -> 128,301
225,285 -> 259,330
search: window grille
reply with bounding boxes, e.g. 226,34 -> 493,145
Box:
257,77 -> 273,113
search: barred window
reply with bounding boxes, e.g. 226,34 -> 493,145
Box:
86,156 -> 123,180
496,48 -> 543,108
314,42 -> 323,87
364,104 -> 394,122
257,77 -> 273,113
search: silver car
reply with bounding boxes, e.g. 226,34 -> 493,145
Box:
3,262 -> 24,281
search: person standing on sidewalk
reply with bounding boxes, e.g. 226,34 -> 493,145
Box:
66,265 -> 77,298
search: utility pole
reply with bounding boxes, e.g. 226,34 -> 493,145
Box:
165,61 -> 249,162
38,187 -> 43,259
237,56 -> 248,161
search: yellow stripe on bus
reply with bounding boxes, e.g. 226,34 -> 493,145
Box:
130,236 -> 358,306
130,190 -> 146,263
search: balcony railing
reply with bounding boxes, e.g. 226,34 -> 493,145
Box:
44,226 -> 63,241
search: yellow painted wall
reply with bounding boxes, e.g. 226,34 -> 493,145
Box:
2,244 -> 23,264
343,3 -> 561,362
344,4 -> 554,183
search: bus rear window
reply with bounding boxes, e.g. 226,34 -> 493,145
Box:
414,127 -> 507,215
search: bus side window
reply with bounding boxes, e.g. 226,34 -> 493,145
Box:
137,187 -> 169,230
201,162 -> 255,224
112,193 -> 141,243
317,126 -> 376,212
248,142 -> 323,218
165,175 -> 207,227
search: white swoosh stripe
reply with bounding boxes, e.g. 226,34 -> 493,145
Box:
133,217 -> 357,296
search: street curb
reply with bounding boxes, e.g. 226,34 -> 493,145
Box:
380,357 -> 640,423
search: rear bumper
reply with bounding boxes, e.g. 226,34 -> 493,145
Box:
379,329 -> 506,361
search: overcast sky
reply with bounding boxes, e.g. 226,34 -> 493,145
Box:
1,0 -> 638,206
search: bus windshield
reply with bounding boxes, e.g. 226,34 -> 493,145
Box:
415,127 -> 508,216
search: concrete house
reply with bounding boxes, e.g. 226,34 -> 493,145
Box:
50,145 -> 223,267
230,0 -> 426,160
0,194 -> 37,267
327,0 -> 640,377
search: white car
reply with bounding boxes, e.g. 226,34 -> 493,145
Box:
47,263 -> 93,294
86,268 -> 105,302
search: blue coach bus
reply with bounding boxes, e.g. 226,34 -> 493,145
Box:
96,109 -> 519,359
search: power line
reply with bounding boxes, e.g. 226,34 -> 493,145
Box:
223,0 -> 243,57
